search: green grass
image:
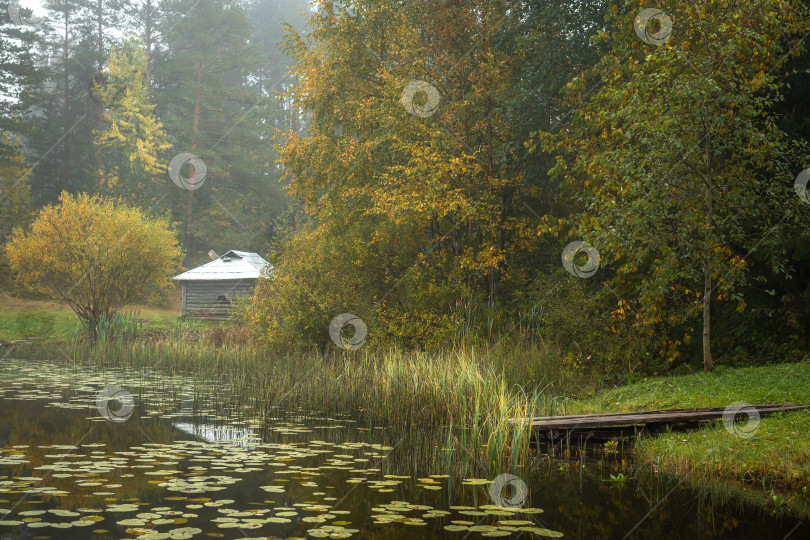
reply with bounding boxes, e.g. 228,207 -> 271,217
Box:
569,361 -> 810,508
0,304 -> 81,341
636,410 -> 810,488
0,297 -> 185,342
574,362 -> 810,413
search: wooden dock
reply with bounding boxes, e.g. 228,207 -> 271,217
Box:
517,404 -> 809,440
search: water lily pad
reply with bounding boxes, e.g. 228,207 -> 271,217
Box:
49,509 -> 80,517
519,527 -> 564,537
462,478 -> 492,485
118,518 -> 147,526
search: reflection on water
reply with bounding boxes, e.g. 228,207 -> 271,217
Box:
0,358 -> 805,539
171,423 -> 257,448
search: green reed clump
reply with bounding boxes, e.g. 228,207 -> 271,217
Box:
94,311 -> 142,345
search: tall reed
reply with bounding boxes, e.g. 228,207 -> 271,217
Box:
11,334 -> 585,474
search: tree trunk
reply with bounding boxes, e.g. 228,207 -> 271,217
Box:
144,0 -> 153,93
702,136 -> 715,373
702,250 -> 713,372
61,13 -> 71,193
97,0 -> 104,130
184,57 -> 203,267
96,0 -> 105,173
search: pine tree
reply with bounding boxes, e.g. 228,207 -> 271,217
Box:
154,0 -> 274,264
0,135 -> 32,243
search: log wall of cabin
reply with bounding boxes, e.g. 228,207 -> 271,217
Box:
181,279 -> 256,320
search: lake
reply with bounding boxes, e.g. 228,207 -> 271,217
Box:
0,357 -> 803,539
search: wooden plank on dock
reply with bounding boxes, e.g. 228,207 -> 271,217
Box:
516,404 -> 809,433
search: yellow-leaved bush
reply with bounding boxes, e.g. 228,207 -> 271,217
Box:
5,192 -> 181,338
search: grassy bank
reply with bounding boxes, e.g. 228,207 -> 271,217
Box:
575,362 -> 810,413
0,297 -> 82,341
574,362 -> 810,500
0,296 -> 182,342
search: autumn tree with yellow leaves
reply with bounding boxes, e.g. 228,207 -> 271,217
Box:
5,192 -> 181,339
94,35 -> 170,207
250,0 -> 543,348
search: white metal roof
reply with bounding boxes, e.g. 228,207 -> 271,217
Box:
173,250 -> 273,282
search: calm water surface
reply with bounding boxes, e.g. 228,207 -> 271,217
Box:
0,358 -> 804,539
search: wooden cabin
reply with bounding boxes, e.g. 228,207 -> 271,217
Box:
174,250 -> 272,320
